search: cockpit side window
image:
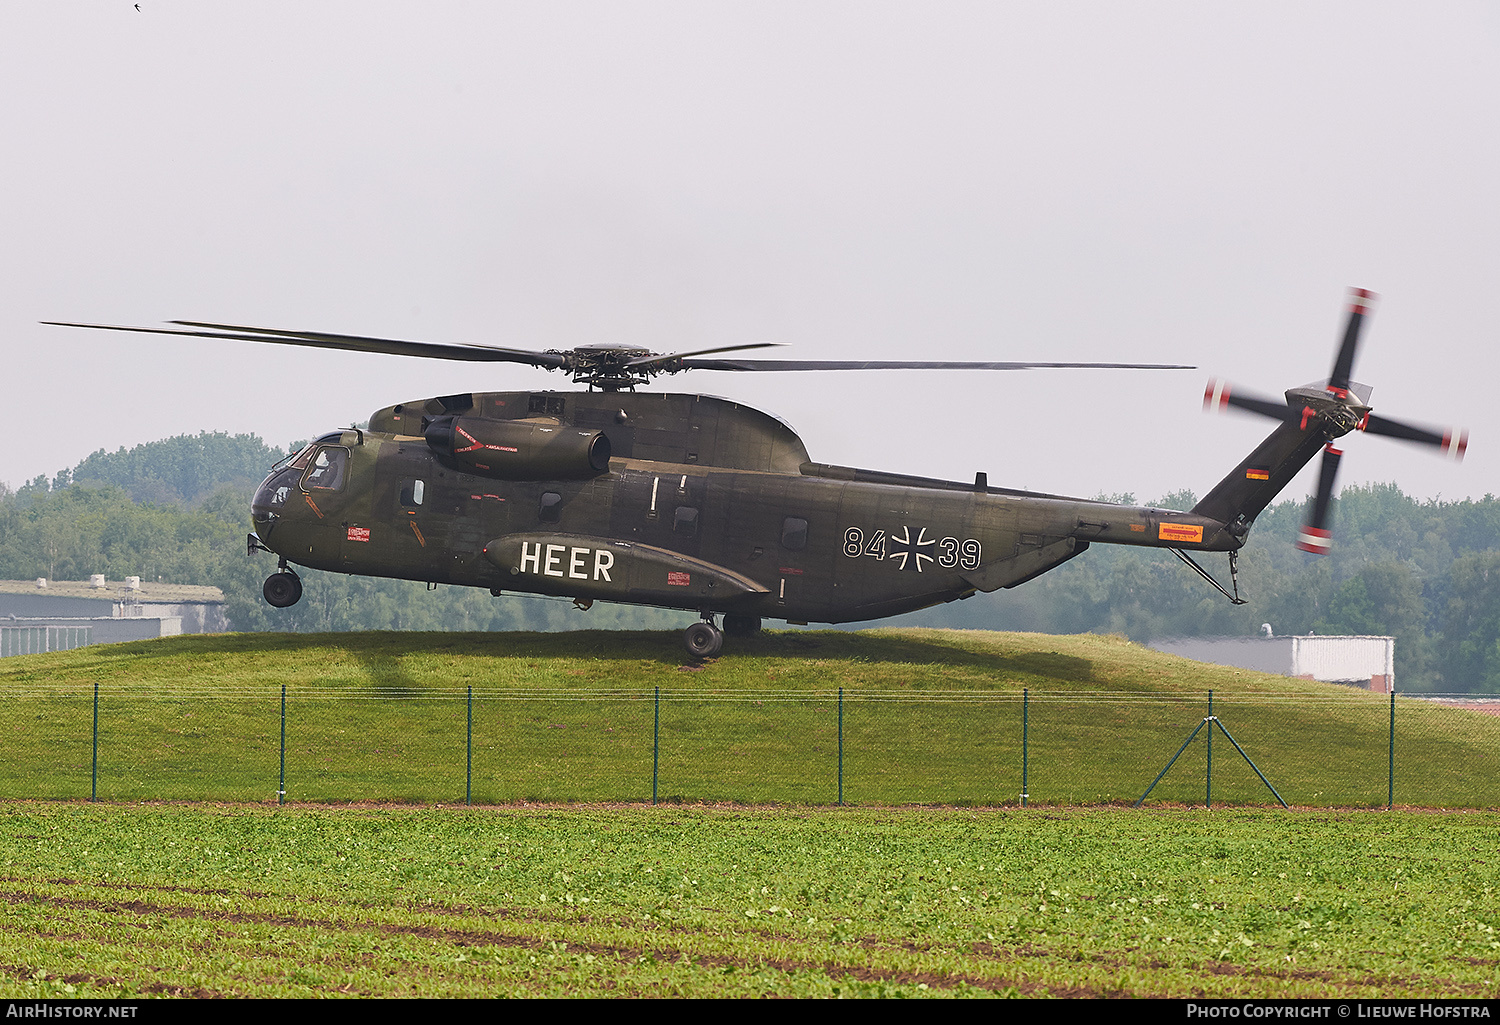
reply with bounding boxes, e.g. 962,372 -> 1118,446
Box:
399,479 -> 425,507
301,446 -> 349,492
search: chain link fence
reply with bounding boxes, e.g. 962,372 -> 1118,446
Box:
5,684 -> 1499,807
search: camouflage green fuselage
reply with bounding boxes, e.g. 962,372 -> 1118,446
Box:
251,390 -> 1239,624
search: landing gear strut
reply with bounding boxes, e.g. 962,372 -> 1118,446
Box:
683,617 -> 723,659
263,571 -> 303,608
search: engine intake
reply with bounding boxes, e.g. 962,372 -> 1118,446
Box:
424,416 -> 611,480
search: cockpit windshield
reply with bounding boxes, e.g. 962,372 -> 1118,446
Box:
302,446 -> 349,492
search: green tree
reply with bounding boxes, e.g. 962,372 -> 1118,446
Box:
1438,552 -> 1500,694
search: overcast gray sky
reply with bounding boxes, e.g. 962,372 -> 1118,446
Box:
5,2 -> 1496,509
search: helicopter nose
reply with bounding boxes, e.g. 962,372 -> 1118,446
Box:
251,464 -> 301,533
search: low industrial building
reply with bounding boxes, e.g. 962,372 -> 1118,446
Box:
0,577 -> 226,656
1146,633 -> 1395,692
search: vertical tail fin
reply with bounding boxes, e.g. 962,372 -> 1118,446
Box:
1192,418 -> 1327,528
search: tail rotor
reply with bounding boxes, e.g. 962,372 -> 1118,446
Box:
1204,288 -> 1465,554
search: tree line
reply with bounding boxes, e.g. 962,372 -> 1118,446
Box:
4,433 -> 1500,691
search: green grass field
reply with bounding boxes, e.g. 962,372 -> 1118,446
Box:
3,630 -> 1499,998
0,803 -> 1496,998
2,628 -> 1498,808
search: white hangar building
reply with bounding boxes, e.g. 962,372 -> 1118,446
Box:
1147,633 -> 1395,692
0,577 -> 226,657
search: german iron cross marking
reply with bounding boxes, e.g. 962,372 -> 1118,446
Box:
889,525 -> 935,571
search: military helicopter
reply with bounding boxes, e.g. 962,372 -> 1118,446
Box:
47,288 -> 1463,657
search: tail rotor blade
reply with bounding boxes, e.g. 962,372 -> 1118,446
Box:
1203,378 -> 1296,421
1361,413 -> 1468,460
1295,444 -> 1343,554
1328,288 -> 1377,393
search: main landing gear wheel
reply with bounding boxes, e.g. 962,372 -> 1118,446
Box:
263,572 -> 303,608
683,620 -> 723,659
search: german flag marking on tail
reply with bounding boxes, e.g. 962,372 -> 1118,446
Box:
1245,466 -> 1270,481
1159,523 -> 1204,544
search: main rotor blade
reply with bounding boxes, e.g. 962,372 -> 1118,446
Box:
1295,443 -> 1344,554
1203,379 -> 1297,421
1362,413 -> 1468,459
1328,288 -> 1377,393
676,358 -> 1195,372
624,342 -> 786,369
43,321 -> 570,369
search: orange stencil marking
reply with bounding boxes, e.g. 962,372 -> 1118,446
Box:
1158,523 -> 1203,544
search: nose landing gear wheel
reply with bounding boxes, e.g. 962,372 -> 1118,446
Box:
683,620 -> 723,659
263,572 -> 303,608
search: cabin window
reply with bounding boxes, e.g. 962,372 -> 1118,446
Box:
781,516 -> 809,552
539,491 -> 563,523
399,479 -> 425,507
301,446 -> 349,492
674,506 -> 699,537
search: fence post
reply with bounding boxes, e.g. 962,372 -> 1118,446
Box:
1388,688 -> 1395,810
279,683 -> 286,806
91,680 -> 98,803
1206,690 -> 1213,809
467,685 -> 473,807
837,687 -> 844,807
652,686 -> 659,806
1022,688 -> 1029,808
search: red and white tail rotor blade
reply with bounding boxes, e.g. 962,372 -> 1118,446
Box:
1295,444 -> 1343,555
1203,378 -> 1296,421
1327,288 -> 1377,395
1361,413 -> 1468,461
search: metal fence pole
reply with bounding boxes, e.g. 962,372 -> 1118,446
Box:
1206,689 -> 1213,809
467,685 -> 473,807
1388,688 -> 1396,810
279,683 -> 286,806
652,686 -> 659,806
1211,718 -> 1289,808
1136,718 -> 1211,807
837,687 -> 844,806
1022,688 -> 1029,808
91,680 -> 98,803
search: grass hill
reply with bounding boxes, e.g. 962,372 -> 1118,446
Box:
3,628 -> 1497,808
5,629 -> 1498,1000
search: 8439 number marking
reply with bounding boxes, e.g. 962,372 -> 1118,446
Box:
843,526 -> 980,572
